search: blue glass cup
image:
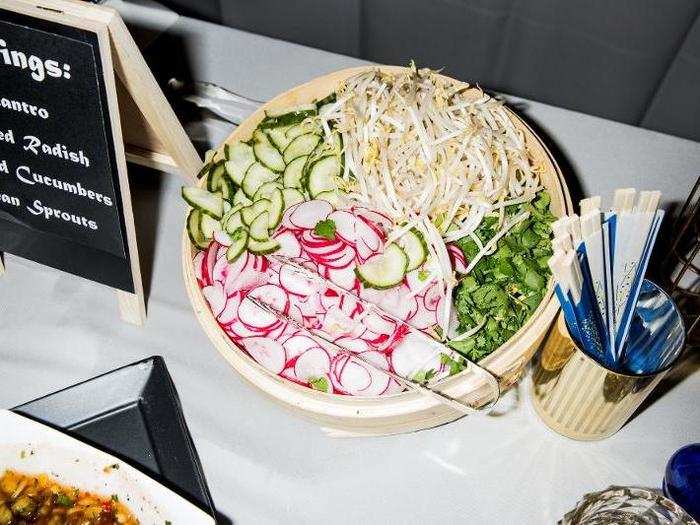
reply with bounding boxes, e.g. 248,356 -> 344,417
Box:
664,443 -> 700,521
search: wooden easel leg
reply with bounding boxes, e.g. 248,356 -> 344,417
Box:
116,290 -> 145,326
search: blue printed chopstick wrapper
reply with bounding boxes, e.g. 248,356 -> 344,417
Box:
548,189 -> 677,374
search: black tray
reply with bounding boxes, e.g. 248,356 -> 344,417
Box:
12,356 -> 215,518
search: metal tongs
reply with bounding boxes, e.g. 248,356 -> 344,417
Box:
250,254 -> 502,415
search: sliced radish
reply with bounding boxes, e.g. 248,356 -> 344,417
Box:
217,293 -> 241,325
237,295 -> 279,329
283,334 -> 320,360
327,210 -> 359,244
390,332 -> 440,377
193,252 -> 205,285
363,311 -> 396,336
358,351 -> 391,396
204,241 -> 220,284
294,347 -> 331,380
321,305 -> 356,338
289,200 -> 332,229
423,282 -> 442,311
212,254 -> 230,285
354,219 -> 382,251
327,265 -> 357,291
279,265 -> 317,296
335,337 -> 370,354
448,243 -> 468,274
248,284 -> 290,315
274,230 -> 303,258
241,337 -> 286,374
381,379 -> 405,395
320,247 -> 356,269
408,302 -> 438,330
202,282 -> 226,317
352,206 -> 392,233
338,358 -> 372,393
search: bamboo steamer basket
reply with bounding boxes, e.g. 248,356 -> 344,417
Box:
182,66 -> 573,436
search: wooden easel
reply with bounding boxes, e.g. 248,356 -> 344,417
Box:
0,0 -> 202,325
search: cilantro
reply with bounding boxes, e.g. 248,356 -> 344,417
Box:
56,493 -> 74,507
314,219 -> 336,240
111,494 -> 119,502
309,376 -> 331,392
412,369 -> 437,384
450,190 -> 555,361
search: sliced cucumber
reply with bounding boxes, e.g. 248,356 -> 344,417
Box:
286,120 -> 322,140
226,227 -> 248,262
249,211 -> 270,241
397,228 -> 428,272
182,186 -> 224,219
197,161 -> 212,180
204,149 -> 216,164
233,188 -> 253,207
283,133 -> 321,164
241,199 -> 271,225
242,162 -> 278,197
266,126 -> 292,151
260,104 -> 317,129
253,133 -> 285,172
224,142 -> 255,186
282,187 -> 305,208
201,213 -> 222,238
283,156 -> 307,189
355,243 -> 409,289
253,181 -> 283,201
247,237 -> 281,255
315,93 -> 336,108
267,188 -> 285,229
307,155 -> 340,197
187,209 -> 209,249
224,210 -> 244,234
315,190 -> 340,207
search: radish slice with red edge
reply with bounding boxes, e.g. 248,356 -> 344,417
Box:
237,296 -> 279,329
247,284 -> 290,315
289,200 -> 332,229
202,282 -> 226,317
294,347 -> 331,380
274,230 -> 303,258
241,337 -> 286,374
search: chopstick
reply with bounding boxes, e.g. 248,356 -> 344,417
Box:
549,188 -> 665,366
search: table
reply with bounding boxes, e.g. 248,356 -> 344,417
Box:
2,5 -> 699,524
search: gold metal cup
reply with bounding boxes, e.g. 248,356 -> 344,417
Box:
531,286 -> 685,441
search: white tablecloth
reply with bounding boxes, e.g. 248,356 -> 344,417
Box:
1,6 -> 699,524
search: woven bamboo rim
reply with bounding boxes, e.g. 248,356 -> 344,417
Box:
182,66 -> 573,436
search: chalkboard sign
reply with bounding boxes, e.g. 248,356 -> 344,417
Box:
0,8 -> 134,291
0,0 -> 202,325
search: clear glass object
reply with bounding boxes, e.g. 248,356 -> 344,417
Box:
560,486 -> 695,524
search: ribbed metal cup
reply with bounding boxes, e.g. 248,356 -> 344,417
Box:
531,280 -> 685,441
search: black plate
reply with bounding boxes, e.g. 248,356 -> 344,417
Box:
12,356 -> 215,518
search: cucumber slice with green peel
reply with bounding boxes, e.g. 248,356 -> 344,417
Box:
315,190 -> 340,208
315,93 -> 336,108
197,161 -> 212,180
226,227 -> 248,262
233,188 -> 253,207
249,211 -> 270,241
355,243 -> 409,289
242,162 -> 278,197
219,175 -> 235,201
283,156 -> 307,189
253,132 -> 285,172
224,210 -> 244,234
241,199 -> 271,225
307,155 -> 340,197
253,181 -> 283,201
206,161 -> 226,191
267,188 -> 285,229
182,186 -> 224,219
247,237 -> 281,255
282,187 -> 305,208
204,149 -> 216,164
221,202 -> 242,225
201,213 -> 222,238
186,209 -> 209,249
283,133 -> 321,164
397,228 -> 428,271
224,142 -> 255,186
259,104 -> 317,129
266,126 -> 292,151
286,121 -> 322,140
